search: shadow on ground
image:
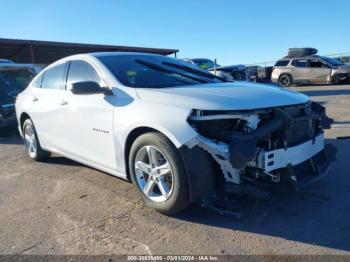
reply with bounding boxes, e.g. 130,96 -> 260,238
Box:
0,134 -> 22,145
44,156 -> 85,167
299,89 -> 350,97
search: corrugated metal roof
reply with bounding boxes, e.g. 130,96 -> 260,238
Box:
0,38 -> 178,64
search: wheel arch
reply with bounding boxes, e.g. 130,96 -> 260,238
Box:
278,73 -> 294,87
279,72 -> 294,81
19,112 -> 31,131
123,126 -> 218,203
124,126 -> 174,181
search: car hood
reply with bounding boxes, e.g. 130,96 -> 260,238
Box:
337,64 -> 350,70
135,82 -> 309,110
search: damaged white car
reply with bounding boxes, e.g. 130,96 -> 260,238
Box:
16,53 -> 331,214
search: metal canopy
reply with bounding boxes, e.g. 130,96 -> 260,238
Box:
0,38 -> 178,64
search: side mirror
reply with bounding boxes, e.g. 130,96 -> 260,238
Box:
71,81 -> 112,95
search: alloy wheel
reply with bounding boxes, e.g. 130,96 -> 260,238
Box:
24,124 -> 37,157
134,145 -> 174,203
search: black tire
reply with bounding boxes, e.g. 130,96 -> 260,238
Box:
22,118 -> 50,161
278,74 -> 293,87
129,132 -> 190,215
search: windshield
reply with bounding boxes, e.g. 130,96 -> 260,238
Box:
320,56 -> 343,66
99,55 -> 223,88
0,69 -> 35,102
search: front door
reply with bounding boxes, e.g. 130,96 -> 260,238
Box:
308,59 -> 332,84
59,60 -> 117,171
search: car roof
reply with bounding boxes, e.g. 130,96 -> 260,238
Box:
89,51 -> 163,58
55,52 -> 165,64
38,51 -> 171,76
280,55 -> 322,60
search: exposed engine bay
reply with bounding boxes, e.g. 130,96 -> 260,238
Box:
186,101 -> 333,192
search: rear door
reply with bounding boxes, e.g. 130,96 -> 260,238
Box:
308,59 -> 332,84
29,62 -> 69,149
291,59 -> 309,83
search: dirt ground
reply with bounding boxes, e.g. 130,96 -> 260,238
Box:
0,84 -> 350,256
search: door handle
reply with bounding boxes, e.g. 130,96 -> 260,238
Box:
60,100 -> 68,106
32,97 -> 39,102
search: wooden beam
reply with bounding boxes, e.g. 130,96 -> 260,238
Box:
29,42 -> 35,64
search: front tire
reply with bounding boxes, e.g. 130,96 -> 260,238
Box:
22,119 -> 50,161
129,132 -> 190,215
278,74 -> 293,87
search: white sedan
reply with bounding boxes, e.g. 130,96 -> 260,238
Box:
16,52 -> 330,214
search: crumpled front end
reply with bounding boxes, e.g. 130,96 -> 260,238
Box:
185,101 -> 333,192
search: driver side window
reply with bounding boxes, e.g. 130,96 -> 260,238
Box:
309,60 -> 329,68
66,60 -> 105,89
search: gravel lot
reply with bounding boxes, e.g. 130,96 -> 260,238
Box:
1,84 -> 350,256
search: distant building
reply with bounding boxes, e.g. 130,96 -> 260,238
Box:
0,38 -> 178,65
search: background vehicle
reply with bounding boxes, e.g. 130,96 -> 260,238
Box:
0,62 -> 41,134
0,59 -> 14,64
272,48 -> 350,87
245,66 -> 260,82
16,52 -> 331,215
182,58 -> 218,70
182,58 -> 246,81
257,66 -> 273,83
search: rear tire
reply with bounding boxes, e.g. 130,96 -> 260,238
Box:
129,132 -> 190,215
22,119 -> 50,161
278,74 -> 293,87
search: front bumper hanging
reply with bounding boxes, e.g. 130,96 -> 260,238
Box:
256,133 -> 324,172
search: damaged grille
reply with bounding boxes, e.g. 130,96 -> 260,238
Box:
187,101 -> 330,185
189,102 -> 323,152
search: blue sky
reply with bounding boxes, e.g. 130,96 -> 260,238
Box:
1,0 -> 349,65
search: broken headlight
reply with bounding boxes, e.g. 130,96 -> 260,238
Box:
188,109 -> 261,141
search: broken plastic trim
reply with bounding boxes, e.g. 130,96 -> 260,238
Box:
185,135 -> 241,184
189,109 -> 255,121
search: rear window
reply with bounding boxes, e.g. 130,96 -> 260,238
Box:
41,63 -> 67,90
274,60 -> 289,67
292,59 -> 308,67
31,74 -> 43,88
